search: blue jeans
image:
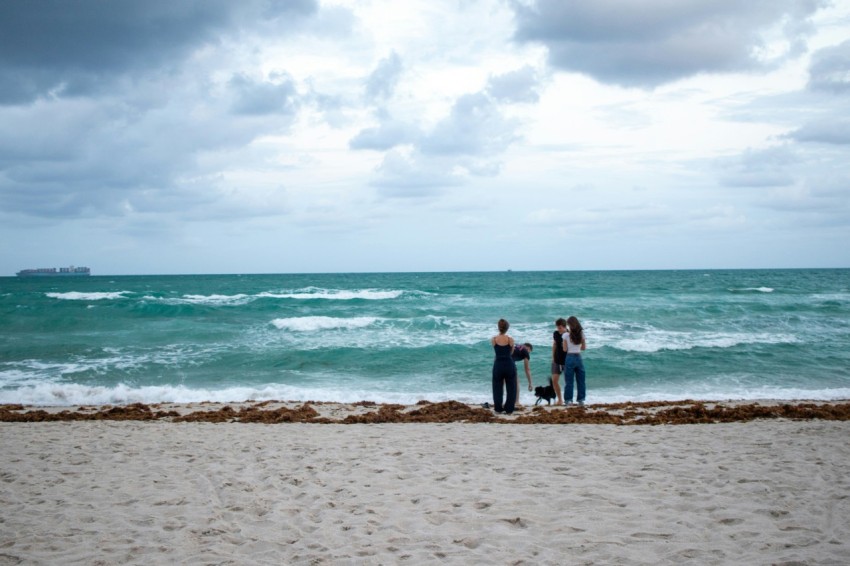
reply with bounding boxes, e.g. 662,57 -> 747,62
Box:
563,354 -> 585,403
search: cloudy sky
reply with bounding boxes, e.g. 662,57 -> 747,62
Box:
1,0 -> 849,275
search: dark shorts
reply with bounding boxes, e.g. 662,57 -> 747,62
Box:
551,362 -> 564,374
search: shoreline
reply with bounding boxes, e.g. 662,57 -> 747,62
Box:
3,398 -> 850,424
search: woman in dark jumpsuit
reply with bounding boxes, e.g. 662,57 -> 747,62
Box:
490,318 -> 517,414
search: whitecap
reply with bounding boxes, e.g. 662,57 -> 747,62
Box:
605,330 -> 795,353
180,294 -> 253,306
2,345 -> 224,384
271,316 -> 379,332
811,293 -> 850,302
139,294 -> 254,306
46,291 -> 130,301
4,379 -> 850,408
263,316 -> 495,349
0,377 -> 489,406
261,287 -> 405,300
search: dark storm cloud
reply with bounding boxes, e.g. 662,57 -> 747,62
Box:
0,0 -> 323,220
787,119 -> 850,145
512,0 -> 827,88
0,0 -> 318,104
771,41 -> 850,148
228,73 -> 300,116
808,39 -> 850,93
0,90 -> 286,216
0,98 -> 226,218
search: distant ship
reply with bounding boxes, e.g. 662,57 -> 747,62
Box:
16,266 -> 91,277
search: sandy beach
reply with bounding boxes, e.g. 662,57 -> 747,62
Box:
2,402 -> 849,565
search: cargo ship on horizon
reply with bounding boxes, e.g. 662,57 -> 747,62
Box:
16,266 -> 91,277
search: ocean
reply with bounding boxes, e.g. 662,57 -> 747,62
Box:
2,269 -> 849,406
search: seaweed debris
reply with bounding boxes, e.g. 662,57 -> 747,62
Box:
2,401 -> 850,425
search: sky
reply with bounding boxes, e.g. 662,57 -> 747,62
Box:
1,0 -> 849,275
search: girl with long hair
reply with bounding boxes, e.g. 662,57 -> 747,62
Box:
562,316 -> 587,406
490,318 -> 517,414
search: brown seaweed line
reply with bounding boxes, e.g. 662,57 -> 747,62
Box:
2,400 -> 850,425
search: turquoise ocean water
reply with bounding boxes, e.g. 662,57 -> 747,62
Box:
1,269 -> 849,406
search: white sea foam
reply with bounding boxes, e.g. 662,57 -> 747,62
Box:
3,360 -> 99,380
141,293 -> 254,306
602,330 -> 795,353
729,287 -> 774,293
0,381 -> 487,407
267,315 -> 492,348
811,293 -> 850,302
137,288 -> 408,306
180,294 -> 253,306
585,320 -> 624,331
0,368 -> 50,388
261,287 -> 406,300
271,316 -> 379,332
1,346 -> 219,383
46,291 -> 130,301
3,379 -> 849,407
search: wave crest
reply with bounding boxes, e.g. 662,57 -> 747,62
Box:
157,294 -> 253,306
607,331 -> 794,353
271,316 -> 379,332
46,291 -> 130,301
261,287 -> 406,300
137,288 -> 409,306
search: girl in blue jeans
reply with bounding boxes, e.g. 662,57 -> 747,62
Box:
562,316 -> 587,406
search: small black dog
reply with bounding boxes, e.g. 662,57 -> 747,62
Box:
534,379 -> 556,405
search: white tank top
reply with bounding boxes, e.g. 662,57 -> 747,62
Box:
564,336 -> 582,354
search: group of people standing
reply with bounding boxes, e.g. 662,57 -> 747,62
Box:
490,317 -> 586,414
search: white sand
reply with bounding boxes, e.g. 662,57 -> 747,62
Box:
2,420 -> 849,565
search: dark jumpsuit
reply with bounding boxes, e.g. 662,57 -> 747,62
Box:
492,343 -> 517,414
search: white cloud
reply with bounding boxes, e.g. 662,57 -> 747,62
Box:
370,150 -> 462,197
